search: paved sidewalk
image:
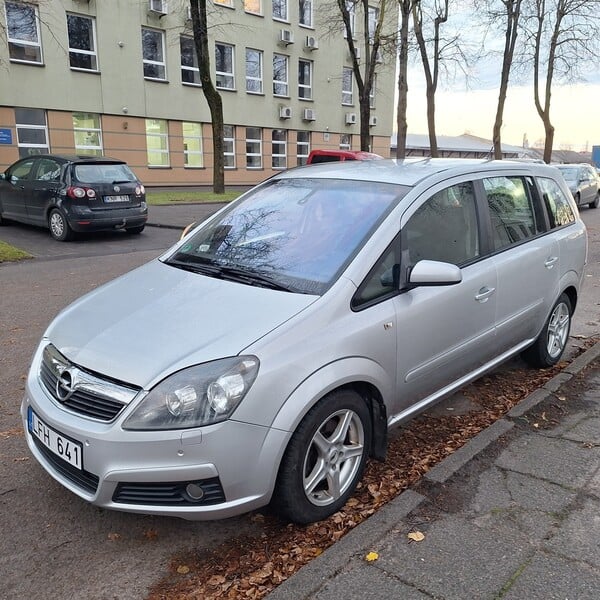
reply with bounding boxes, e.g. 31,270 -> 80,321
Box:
268,343 -> 600,600
146,202 -> 226,230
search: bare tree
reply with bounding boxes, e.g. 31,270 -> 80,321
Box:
336,0 -> 392,151
524,0 -> 600,163
189,0 -> 225,194
395,0 -> 416,159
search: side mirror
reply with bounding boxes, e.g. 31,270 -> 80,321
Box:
409,260 -> 462,286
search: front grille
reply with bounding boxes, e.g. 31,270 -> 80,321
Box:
39,344 -> 139,422
31,435 -> 99,495
113,478 -> 226,506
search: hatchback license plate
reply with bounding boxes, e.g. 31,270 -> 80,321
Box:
104,195 -> 129,203
28,408 -> 83,470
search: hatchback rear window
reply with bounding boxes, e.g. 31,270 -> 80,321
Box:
74,163 -> 137,184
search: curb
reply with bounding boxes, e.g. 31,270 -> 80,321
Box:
267,339 -> 600,600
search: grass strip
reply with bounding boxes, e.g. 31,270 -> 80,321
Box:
0,239 -> 32,263
145,190 -> 240,205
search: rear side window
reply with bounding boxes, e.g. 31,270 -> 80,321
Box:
404,181 -> 479,267
484,176 -> 537,251
35,158 -> 62,181
538,177 -> 575,228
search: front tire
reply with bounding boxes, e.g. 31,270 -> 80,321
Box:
48,209 -> 73,241
271,389 -> 371,524
589,193 -> 599,209
522,293 -> 572,368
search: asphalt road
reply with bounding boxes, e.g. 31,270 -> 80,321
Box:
0,205 -> 598,600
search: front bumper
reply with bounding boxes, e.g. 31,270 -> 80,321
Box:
21,363 -> 289,520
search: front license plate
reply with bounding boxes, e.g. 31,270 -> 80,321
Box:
28,408 -> 83,470
104,194 -> 129,203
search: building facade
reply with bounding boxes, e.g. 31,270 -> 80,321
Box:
0,0 -> 395,187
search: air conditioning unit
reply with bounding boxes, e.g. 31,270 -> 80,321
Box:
279,106 -> 292,119
303,108 -> 316,121
304,36 -> 319,50
345,113 -> 357,125
148,0 -> 168,16
369,115 -> 378,127
279,29 -> 294,45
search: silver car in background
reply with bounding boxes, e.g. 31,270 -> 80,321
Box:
21,159 -> 588,524
554,163 -> 600,209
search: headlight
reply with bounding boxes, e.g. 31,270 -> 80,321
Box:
123,356 -> 259,430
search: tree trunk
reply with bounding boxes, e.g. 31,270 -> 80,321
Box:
190,0 -> 225,194
395,2 -> 411,159
426,88 -> 438,157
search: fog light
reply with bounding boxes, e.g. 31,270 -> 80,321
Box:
185,483 -> 205,501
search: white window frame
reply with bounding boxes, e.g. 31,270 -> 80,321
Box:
272,0 -> 288,21
368,6 -> 379,44
223,125 -> 236,169
180,35 -> 201,86
272,129 -> 287,169
370,75 -> 376,108
215,43 -> 235,89
145,118 -> 170,167
6,1 -> 43,64
273,54 -> 289,97
296,131 -> 310,166
15,108 -> 49,157
246,127 -> 263,169
183,122 -> 204,168
214,0 -> 234,6
245,48 -> 263,94
298,59 -> 312,100
344,1 -> 356,39
342,67 -> 353,105
67,13 -> 98,72
142,27 -> 167,81
244,0 -> 262,15
340,133 -> 351,150
72,113 -> 103,156
299,0 -> 313,27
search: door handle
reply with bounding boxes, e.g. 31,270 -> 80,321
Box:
475,286 -> 495,303
544,256 -> 558,269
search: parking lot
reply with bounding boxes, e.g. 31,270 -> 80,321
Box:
0,203 -> 598,599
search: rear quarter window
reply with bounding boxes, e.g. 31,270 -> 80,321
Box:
537,177 -> 576,228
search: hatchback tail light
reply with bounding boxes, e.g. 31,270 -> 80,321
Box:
135,185 -> 145,196
67,186 -> 96,199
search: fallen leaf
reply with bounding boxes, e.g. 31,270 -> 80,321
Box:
207,574 -> 226,586
143,528 -> 158,541
365,551 -> 379,562
107,532 -> 121,542
407,531 -> 425,542
176,565 -> 190,574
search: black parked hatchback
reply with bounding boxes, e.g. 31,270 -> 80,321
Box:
0,154 -> 148,241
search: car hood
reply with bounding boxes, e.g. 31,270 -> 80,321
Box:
45,260 -> 318,388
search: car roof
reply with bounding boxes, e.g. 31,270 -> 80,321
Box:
23,154 -> 127,165
278,158 -> 563,187
308,149 -> 384,160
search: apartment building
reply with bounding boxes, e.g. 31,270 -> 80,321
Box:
0,0 -> 396,187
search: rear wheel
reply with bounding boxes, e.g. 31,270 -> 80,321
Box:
48,209 -> 73,241
522,293 -> 572,368
271,389 -> 371,524
126,225 -> 145,234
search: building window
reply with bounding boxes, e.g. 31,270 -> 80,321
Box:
223,125 -> 236,168
215,43 -> 235,89
142,28 -> 166,80
298,59 -> 312,99
246,49 -> 263,94
342,67 -> 353,105
246,127 -> 262,169
67,14 -> 97,71
244,0 -> 262,14
296,131 -> 310,165
370,76 -> 376,108
183,122 -> 203,168
273,0 -> 288,21
214,0 -> 234,6
145,119 -> 170,166
340,133 -> 351,150
272,130 -> 287,169
368,6 -> 379,44
73,113 -> 103,156
180,35 -> 201,85
344,1 -> 356,38
15,108 -> 48,157
299,0 -> 313,27
6,1 -> 42,64
273,54 -> 289,96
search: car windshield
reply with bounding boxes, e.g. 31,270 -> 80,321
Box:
166,177 -> 407,295
74,163 -> 137,184
556,167 -> 579,181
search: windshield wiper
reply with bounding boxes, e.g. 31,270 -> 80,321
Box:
166,258 -> 294,292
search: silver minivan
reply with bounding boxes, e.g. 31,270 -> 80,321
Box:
21,159 -> 588,524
